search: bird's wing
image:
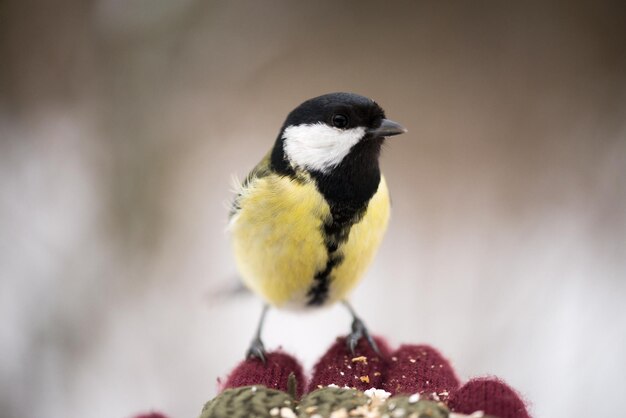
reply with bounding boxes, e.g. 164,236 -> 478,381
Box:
228,151 -> 273,222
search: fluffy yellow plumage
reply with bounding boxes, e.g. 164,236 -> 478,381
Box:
230,155 -> 390,309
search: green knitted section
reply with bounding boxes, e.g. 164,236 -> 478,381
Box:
199,387 -> 497,417
199,386 -> 295,418
297,387 -> 369,417
379,397 -> 449,418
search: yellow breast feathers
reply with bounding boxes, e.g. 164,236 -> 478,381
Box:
230,168 -> 390,309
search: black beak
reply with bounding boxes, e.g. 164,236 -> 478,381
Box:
368,118 -> 407,138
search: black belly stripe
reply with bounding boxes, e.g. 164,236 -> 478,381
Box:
307,251 -> 344,306
306,204 -> 368,306
302,141 -> 382,306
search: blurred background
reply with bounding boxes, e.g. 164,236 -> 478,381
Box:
1,1 -> 625,417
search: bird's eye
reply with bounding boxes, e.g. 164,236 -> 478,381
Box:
331,114 -> 349,129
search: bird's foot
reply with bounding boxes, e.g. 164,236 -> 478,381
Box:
246,337 -> 267,363
346,317 -> 380,356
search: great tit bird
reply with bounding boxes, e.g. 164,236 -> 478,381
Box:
229,92 -> 406,362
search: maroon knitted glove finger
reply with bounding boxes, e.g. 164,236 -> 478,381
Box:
447,377 -> 530,418
132,413 -> 169,418
221,351 -> 306,398
383,344 -> 460,401
308,335 -> 391,392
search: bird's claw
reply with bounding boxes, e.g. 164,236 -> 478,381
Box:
246,337 -> 267,363
346,317 -> 380,356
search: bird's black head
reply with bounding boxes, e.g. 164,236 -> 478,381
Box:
271,92 -> 406,176
284,92 -> 385,133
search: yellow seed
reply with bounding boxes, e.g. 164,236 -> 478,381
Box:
351,356 -> 368,364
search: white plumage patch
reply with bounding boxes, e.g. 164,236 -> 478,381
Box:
282,123 -> 366,173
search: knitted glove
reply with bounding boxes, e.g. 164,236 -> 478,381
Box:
212,336 -> 529,418
133,336 -> 531,418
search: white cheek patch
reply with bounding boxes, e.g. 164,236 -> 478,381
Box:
282,123 -> 366,173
